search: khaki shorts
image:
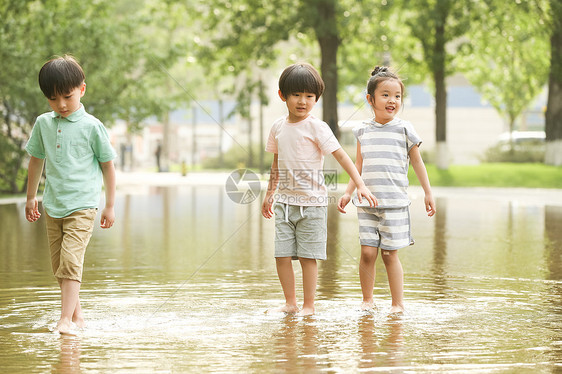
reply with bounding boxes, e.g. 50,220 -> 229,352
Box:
45,209 -> 97,282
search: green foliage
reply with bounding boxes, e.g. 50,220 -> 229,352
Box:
1,0 -> 559,193
0,134 -> 27,193
0,0 -> 194,193
459,0 -> 550,133
396,0 -> 474,87
409,163 -> 562,188
338,163 -> 562,188
481,142 -> 546,163
337,0 -> 395,103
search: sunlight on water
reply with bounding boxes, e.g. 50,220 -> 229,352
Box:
0,184 -> 561,372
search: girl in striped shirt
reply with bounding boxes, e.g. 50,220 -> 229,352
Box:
338,66 -> 436,314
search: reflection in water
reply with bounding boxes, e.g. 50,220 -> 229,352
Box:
1,186 -> 562,372
162,186 -> 170,258
545,206 -> 562,281
318,200 -> 342,299
544,206 -> 562,365
273,316 -> 319,372
431,197 -> 448,298
53,336 -> 82,374
358,314 -> 403,370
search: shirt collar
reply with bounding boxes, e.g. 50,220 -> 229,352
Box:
50,104 -> 86,122
371,117 -> 400,127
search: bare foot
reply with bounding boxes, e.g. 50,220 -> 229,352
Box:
266,304 -> 299,315
361,300 -> 375,311
54,319 -> 74,335
298,306 -> 315,316
389,305 -> 404,317
72,316 -> 85,329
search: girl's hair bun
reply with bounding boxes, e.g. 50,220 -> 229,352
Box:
371,66 -> 389,76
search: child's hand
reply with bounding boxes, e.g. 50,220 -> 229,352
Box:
262,195 -> 274,219
25,198 -> 41,222
100,207 -> 115,228
356,186 -> 377,208
425,195 -> 436,217
337,194 -> 351,213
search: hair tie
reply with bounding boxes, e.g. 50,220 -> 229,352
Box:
371,66 -> 389,77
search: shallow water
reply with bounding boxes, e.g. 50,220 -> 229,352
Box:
1,184 -> 561,373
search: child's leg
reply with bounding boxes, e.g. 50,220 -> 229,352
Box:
56,279 -> 81,333
275,257 -> 299,313
359,245 -> 379,309
57,278 -> 84,327
298,257 -> 318,316
48,210 -> 95,332
73,299 -> 84,326
381,250 -> 404,313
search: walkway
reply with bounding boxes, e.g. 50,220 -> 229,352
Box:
2,170 -> 562,206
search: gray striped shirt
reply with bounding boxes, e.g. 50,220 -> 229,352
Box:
353,117 -> 422,208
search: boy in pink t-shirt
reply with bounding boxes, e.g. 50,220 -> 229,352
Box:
262,63 -> 376,316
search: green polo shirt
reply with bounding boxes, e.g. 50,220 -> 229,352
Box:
25,105 -> 117,218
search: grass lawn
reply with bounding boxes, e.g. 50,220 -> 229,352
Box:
3,163 -> 561,200
337,163 -> 562,189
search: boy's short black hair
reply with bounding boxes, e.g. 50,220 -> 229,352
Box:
38,55 -> 85,98
278,63 -> 324,101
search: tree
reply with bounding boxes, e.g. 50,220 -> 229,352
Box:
197,0 -> 391,140
460,0 -> 550,153
306,0 -> 341,137
0,0 -> 188,192
399,0 -> 473,169
545,0 -> 562,165
137,0 -> 199,171
0,0 -> 41,193
194,0 -> 287,169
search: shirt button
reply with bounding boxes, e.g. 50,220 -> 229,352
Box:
57,145 -> 60,148
58,130 -> 61,133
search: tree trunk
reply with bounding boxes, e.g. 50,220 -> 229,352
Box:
434,14 -> 448,170
162,111 -> 170,172
315,0 -> 340,138
259,80 -> 265,175
192,104 -> 197,168
508,118 -> 516,155
545,0 -> 562,166
247,111 -> 253,168
218,98 -> 224,167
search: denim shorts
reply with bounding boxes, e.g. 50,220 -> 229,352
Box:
45,208 -> 97,281
274,203 -> 327,260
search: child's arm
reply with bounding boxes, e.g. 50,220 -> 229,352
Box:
99,160 -> 116,228
25,156 -> 44,222
332,147 -> 376,213
261,154 -> 279,219
409,145 -> 436,216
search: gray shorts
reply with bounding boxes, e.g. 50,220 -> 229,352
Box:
274,203 -> 327,260
357,206 -> 414,250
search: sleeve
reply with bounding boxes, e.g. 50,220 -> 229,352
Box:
315,121 -> 341,155
91,122 -> 117,163
352,124 -> 365,144
404,121 -> 422,151
25,118 -> 46,159
265,119 -> 280,154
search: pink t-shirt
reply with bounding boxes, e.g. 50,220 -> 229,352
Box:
266,115 -> 341,206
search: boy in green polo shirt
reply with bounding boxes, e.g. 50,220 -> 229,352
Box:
24,55 -> 117,334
